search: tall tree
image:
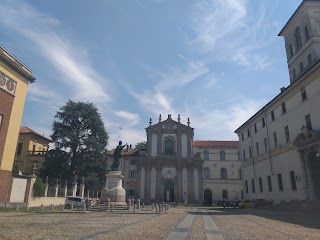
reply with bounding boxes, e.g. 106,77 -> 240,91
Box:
50,100 -> 108,186
135,141 -> 147,149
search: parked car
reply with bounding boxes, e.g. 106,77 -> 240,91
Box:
253,199 -> 273,207
238,199 -> 254,208
64,196 -> 85,209
217,201 -> 236,208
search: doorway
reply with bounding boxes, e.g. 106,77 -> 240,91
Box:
309,151 -> 320,199
164,181 -> 174,202
203,189 -> 212,206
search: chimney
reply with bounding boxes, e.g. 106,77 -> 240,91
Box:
159,114 -> 162,122
178,114 -> 181,123
149,118 -> 152,126
280,87 -> 286,93
168,114 -> 171,119
187,118 -> 190,127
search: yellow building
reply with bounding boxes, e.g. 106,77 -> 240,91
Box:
0,45 -> 35,203
14,127 -> 51,175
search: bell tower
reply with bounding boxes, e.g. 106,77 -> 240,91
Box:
279,0 -> 320,83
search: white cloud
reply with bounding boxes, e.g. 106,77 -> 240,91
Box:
191,0 -> 277,70
0,0 -> 110,102
115,111 -> 141,126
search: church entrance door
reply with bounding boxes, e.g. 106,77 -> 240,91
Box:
309,151 -> 320,200
203,189 -> 212,206
164,181 -> 174,202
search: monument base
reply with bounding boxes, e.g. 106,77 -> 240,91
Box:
100,171 -> 126,206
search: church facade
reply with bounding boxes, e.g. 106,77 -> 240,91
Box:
107,114 -> 243,205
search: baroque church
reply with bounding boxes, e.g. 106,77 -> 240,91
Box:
108,114 -> 242,205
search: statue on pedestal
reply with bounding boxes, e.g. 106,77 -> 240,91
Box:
110,140 -> 127,171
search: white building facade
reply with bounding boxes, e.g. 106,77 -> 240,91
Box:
235,0 -> 320,203
193,141 -> 243,205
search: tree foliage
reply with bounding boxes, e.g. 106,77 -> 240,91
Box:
42,100 -> 108,190
135,141 -> 147,149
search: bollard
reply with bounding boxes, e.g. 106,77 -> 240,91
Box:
111,204 -> 114,212
50,204 -> 53,211
155,204 -> 159,213
168,204 -> 170,210
137,199 -> 140,210
62,204 -> 65,211
41,204 -> 44,212
134,204 -> 136,212
131,199 -> 134,206
106,198 -> 110,211
70,203 -> 74,210
16,205 -> 19,212
59,204 -> 62,211
142,203 -> 144,208
151,203 -> 154,210
127,199 -> 131,211
82,204 -> 86,212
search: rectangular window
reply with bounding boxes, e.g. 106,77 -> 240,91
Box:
264,138 -> 268,153
300,62 -> 304,73
305,114 -> 312,130
262,118 -> 266,128
285,126 -> 290,143
277,174 -> 284,191
282,102 -> 287,114
305,25 -> 310,40
243,150 -> 246,161
301,88 -> 307,101
289,44 -> 294,58
254,124 -> 257,133
245,180 -> 248,193
256,142 -> 259,156
130,159 -> 135,165
271,111 -> 275,121
241,133 -> 244,141
267,176 -> 272,192
251,179 -> 255,193
222,190 -> 228,199
247,128 -> 250,137
129,170 -> 135,178
16,142 -> 23,156
308,54 -> 312,65
290,171 -> 297,190
273,132 -> 278,148
293,69 -> 297,79
249,147 -> 252,159
259,177 -> 263,192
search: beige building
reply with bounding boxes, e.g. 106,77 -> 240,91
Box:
192,141 -> 242,205
107,114 -> 242,205
235,0 -> 320,203
14,127 -> 51,175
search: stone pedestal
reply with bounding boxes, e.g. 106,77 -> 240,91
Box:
100,171 -> 127,208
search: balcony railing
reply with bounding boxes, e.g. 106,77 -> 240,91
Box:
27,151 -> 48,156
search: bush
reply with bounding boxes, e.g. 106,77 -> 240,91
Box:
33,177 -> 46,197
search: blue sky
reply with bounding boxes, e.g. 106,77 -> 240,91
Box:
0,0 -> 302,148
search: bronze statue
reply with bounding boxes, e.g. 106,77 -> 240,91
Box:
110,140 -> 127,171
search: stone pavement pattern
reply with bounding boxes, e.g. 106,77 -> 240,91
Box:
0,206 -> 319,239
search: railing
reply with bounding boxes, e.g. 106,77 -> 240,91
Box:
27,151 -> 48,156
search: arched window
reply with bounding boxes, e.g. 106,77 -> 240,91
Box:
221,168 -> 227,179
203,167 -> 211,179
295,27 -> 302,50
203,150 -> 209,160
220,151 -> 225,160
165,138 -> 174,155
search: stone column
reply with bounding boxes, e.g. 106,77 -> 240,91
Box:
72,176 -> 78,197
79,177 -> 85,198
54,178 -> 59,197
64,180 -> 68,197
187,168 -> 194,203
156,165 -> 162,200
176,166 -> 182,203
197,167 -> 204,204
145,165 -> 151,201
44,176 -> 49,197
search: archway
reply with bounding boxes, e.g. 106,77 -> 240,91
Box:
203,189 -> 212,206
309,151 -> 320,199
164,181 -> 174,202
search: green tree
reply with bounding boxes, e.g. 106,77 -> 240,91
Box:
135,141 -> 147,149
40,149 -> 70,180
48,100 -> 108,189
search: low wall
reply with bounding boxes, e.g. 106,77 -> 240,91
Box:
29,197 -> 65,207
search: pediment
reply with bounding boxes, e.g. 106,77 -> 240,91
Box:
293,126 -> 320,148
146,115 -> 193,131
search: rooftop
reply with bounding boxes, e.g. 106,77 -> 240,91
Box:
192,140 -> 239,148
20,126 -> 51,142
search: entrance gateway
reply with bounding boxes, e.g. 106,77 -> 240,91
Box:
164,181 -> 174,202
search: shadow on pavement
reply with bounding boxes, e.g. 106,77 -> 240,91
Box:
188,206 -> 320,229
